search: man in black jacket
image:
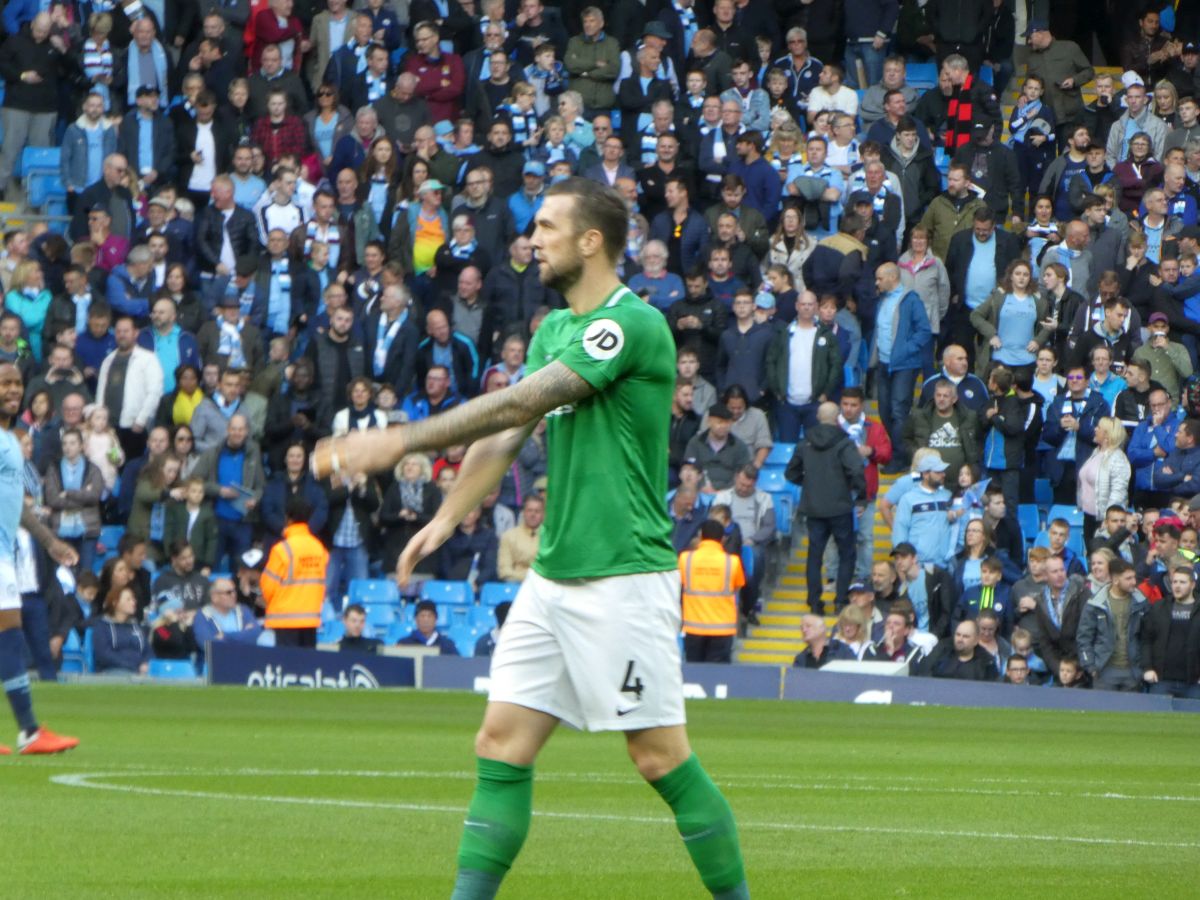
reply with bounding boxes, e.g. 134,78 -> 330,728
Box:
786,401 -> 868,614
193,175 -> 261,310
364,284 -> 420,397
952,119 -> 1021,226
1139,564 -> 1200,697
919,619 -> 999,680
945,208 -> 1021,366
70,154 -> 137,242
668,271 -> 727,383
0,13 -> 66,198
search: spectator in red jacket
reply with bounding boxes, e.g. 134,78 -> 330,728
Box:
832,385 -> 893,582
404,20 -> 466,125
251,88 -> 310,171
253,0 -> 310,74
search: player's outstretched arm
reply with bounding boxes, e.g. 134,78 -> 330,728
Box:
20,503 -> 78,567
396,422 -> 536,585
311,360 -> 595,480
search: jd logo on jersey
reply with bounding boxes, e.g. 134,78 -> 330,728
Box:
582,319 -> 624,361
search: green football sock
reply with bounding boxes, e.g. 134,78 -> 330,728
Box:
451,756 -> 534,900
652,753 -> 748,898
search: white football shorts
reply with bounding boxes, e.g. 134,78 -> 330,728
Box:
487,569 -> 686,732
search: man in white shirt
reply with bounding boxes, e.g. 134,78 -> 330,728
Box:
255,166 -> 306,243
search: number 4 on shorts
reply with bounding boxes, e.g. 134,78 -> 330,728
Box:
621,660 -> 644,701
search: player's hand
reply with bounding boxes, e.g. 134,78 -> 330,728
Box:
397,518 -> 457,587
48,539 -> 79,567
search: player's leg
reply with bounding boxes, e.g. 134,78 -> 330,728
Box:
453,573 -> 573,900
0,565 -> 78,755
627,724 -> 749,899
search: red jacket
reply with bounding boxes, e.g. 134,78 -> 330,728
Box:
252,8 -> 306,73
251,115 -> 310,171
403,52 -> 466,125
851,417 -> 893,500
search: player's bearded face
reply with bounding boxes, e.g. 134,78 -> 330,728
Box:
538,235 -> 584,293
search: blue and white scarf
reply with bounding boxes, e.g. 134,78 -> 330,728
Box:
125,38 -> 168,109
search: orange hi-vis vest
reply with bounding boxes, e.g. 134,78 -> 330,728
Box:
262,523 -> 330,629
679,539 -> 745,637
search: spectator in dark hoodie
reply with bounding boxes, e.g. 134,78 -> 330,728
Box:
918,618 -> 998,680
785,401 -> 868,614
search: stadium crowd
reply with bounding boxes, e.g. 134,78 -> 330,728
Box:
3,0 -> 1200,695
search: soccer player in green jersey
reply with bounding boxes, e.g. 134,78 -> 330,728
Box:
311,178 -> 749,899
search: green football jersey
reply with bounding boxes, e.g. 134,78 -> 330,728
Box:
525,284 -> 677,580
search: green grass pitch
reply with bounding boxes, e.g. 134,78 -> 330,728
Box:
4,685 -> 1200,898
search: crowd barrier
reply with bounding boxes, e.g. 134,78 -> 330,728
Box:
204,644 -> 1200,714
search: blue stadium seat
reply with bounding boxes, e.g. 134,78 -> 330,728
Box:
1047,505 -> 1085,529
756,468 -> 789,493
21,146 -> 60,174
906,62 -> 938,89
770,491 -> 794,539
27,172 -> 66,207
384,619 -> 409,645
1017,505 -> 1042,546
60,630 -> 84,675
364,603 -> 395,629
479,581 -> 518,607
82,628 -> 95,674
764,443 -> 796,468
98,524 -> 125,554
421,580 -> 473,606
148,659 -> 197,679
448,606 -> 472,631
469,605 -> 496,632
320,600 -> 338,623
449,625 -> 476,658
349,578 -> 401,608
318,620 -> 345,644
1034,478 -> 1054,509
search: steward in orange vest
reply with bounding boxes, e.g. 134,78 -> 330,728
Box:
679,520 -> 745,664
262,496 -> 329,648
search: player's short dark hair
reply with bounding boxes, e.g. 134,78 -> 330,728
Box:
544,177 -> 628,265
699,520 -> 726,542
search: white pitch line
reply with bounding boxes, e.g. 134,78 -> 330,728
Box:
30,764 -> 1200,803
48,772 -> 1200,850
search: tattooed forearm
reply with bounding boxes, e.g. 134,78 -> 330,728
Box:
21,505 -> 60,550
398,361 -> 594,456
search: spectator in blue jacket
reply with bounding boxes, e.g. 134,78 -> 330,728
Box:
648,176 -> 711,275
61,93 -> 119,201
91,585 -> 149,674
1042,363 -> 1108,503
892,452 -> 956,567
1151,417 -> 1200,497
918,344 -> 991,415
193,576 -> 263,649
727,130 -> 781,224
953,557 -> 1015,637
1127,387 -> 1185,497
508,160 -> 546,234
136,298 -> 200,395
398,599 -> 461,655
872,262 -> 931,472
106,245 -> 158,325
259,443 -> 330,552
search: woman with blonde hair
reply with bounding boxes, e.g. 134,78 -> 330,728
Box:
1078,415 -> 1131,545
379,452 -> 441,574
5,259 -> 52,361
1087,547 -> 1117,594
832,604 -> 869,658
766,203 -> 814,290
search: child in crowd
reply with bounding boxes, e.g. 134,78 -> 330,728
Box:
524,41 -> 567,117
1055,655 -> 1090,688
1009,75 -> 1056,220
1009,626 -> 1050,684
1024,195 -> 1059,278
532,116 -> 578,170
81,404 -> 123,495
954,557 -> 1014,637
82,12 -> 114,111
164,477 -> 217,574
504,82 -> 542,149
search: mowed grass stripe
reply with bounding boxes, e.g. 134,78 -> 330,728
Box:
3,685 -> 1198,898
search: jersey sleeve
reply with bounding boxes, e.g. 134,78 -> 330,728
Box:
552,305 -> 647,391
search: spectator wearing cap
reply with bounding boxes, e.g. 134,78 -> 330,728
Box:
1025,22 -> 1093,143
117,84 -> 176,189
398,599 -> 461,655
890,542 -> 956,639
727,130 -> 781,224
390,178 -> 449,279
951,117 -> 1020,225
508,161 -> 546,234
684,403 -> 752,492
892,452 -> 955,568
197,288 -> 265,376
786,401 -> 867,614
1133,314 -> 1193,401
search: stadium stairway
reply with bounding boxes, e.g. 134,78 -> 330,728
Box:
735,468 -> 901,665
